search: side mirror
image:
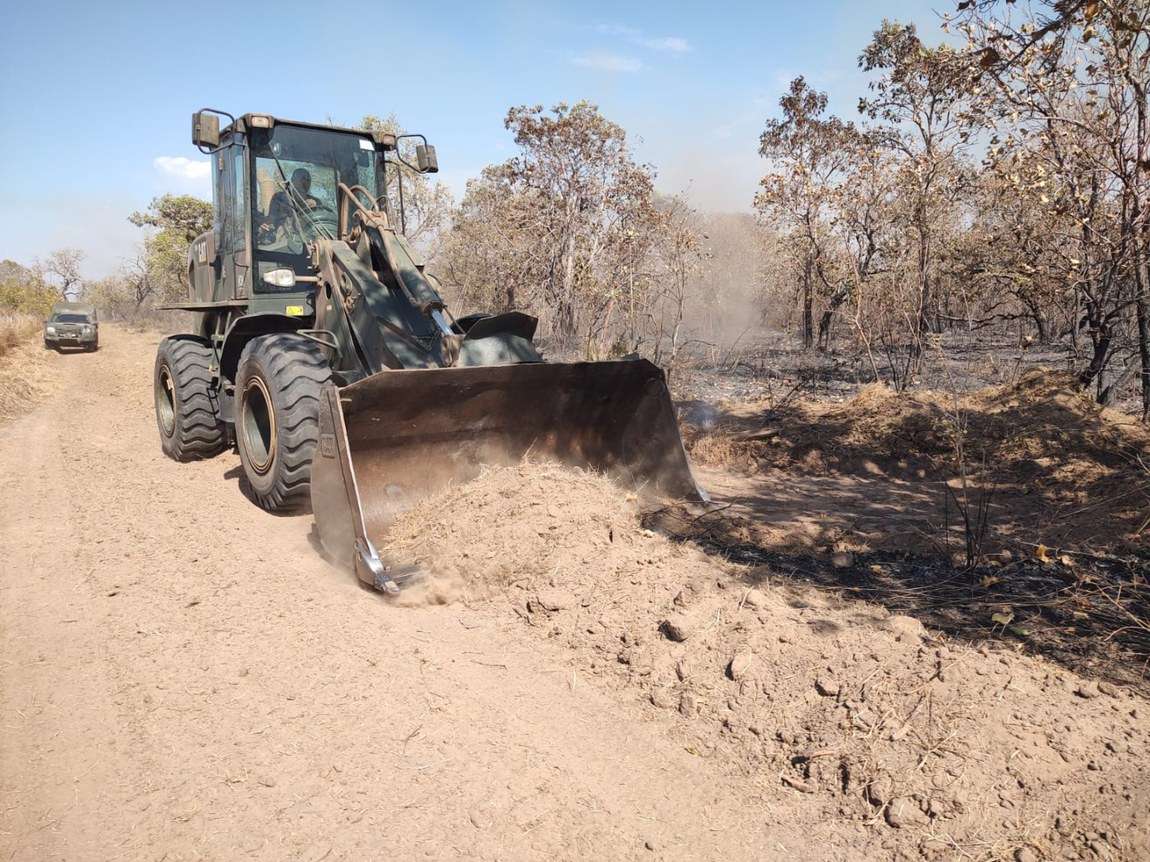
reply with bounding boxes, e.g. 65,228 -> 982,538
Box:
415,144 -> 439,174
192,111 -> 220,149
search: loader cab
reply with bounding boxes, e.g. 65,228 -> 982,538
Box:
195,113 -> 390,316
246,120 -> 383,296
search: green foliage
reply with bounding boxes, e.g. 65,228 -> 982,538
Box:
0,259 -> 56,316
127,194 -> 212,308
129,195 -> 213,243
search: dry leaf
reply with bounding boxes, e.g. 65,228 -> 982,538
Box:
980,575 -> 1001,589
1034,544 -> 1053,564
1058,554 -> 1074,566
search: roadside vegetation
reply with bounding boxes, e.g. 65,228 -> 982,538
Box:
0,313 -> 39,359
9,2 -> 1143,422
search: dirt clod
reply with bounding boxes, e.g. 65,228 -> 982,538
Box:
883,614 -> 927,642
660,614 -> 695,642
884,797 -> 928,829
742,588 -> 768,609
1076,681 -> 1101,699
814,675 -> 840,697
533,589 -> 576,612
866,773 -> 895,807
727,649 -> 757,681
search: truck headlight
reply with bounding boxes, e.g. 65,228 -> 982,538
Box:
46,326 -> 56,335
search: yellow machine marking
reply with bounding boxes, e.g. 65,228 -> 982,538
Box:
285,305 -> 306,316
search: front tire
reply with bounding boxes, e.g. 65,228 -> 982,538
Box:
154,336 -> 227,461
235,333 -> 331,513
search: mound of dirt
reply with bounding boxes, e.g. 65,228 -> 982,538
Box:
380,463 -> 1150,859
378,462 -> 677,605
683,369 -> 1150,552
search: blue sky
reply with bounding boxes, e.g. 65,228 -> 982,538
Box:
0,0 -> 947,277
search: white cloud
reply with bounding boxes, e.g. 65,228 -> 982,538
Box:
154,156 -> 210,181
639,35 -> 691,54
572,52 -> 643,73
595,23 -> 640,38
594,23 -> 691,54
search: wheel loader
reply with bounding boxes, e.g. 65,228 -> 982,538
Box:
155,109 -> 701,593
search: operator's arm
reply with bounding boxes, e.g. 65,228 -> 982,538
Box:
267,191 -> 291,226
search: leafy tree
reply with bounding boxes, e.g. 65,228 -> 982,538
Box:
757,77 -> 860,348
859,21 -> 976,349
126,194 -> 212,308
960,0 -> 1150,413
0,259 -> 56,315
129,195 -> 212,243
360,114 -> 454,249
440,102 -> 663,349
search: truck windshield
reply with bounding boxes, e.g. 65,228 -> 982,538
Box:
249,124 -> 379,268
52,313 -> 90,323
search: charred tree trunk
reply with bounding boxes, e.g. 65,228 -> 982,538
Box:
917,204 -> 932,342
1134,245 -> 1150,420
1021,294 -> 1049,343
1077,316 -> 1113,394
801,254 -> 814,349
817,286 -> 851,351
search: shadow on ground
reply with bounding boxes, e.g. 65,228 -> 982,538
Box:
665,369 -> 1150,693
646,503 -> 1150,693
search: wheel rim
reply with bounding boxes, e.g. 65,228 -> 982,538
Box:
156,365 -> 176,436
241,375 -> 277,475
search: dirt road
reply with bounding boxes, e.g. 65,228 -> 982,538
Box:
0,327 -> 815,860
4,327 -> 1149,861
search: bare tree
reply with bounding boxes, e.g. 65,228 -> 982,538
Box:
439,102 -> 663,349
961,0 -> 1150,414
38,248 -> 85,300
859,22 -> 976,349
757,77 -> 858,348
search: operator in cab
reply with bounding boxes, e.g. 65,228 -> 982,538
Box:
259,168 -> 322,243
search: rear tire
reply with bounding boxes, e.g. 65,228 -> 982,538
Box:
235,333 -> 331,514
154,336 -> 227,461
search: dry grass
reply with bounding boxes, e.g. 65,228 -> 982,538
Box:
0,312 -> 58,422
0,312 -> 41,358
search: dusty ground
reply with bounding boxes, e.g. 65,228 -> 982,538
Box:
2,325 -> 1148,860
381,464 -> 1150,861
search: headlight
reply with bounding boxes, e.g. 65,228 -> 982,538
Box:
262,268 -> 296,288
46,326 -> 56,334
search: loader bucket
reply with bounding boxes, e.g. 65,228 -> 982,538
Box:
310,358 -> 704,592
